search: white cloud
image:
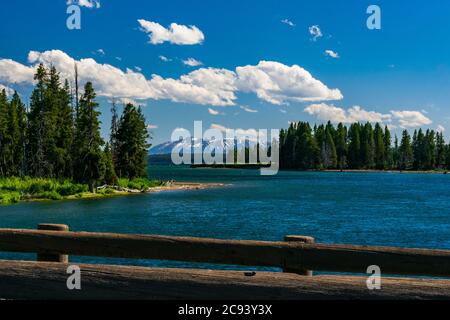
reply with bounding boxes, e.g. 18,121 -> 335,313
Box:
0,59 -> 35,84
235,61 -> 343,105
67,0 -> 101,9
436,125 -> 445,133
0,50 -> 343,107
325,50 -> 339,59
115,57 -> 122,61
95,49 -> 105,56
280,109 -> 287,114
138,19 -> 205,45
119,97 -> 146,106
391,110 -> 432,128
281,19 -> 295,27
135,66 -> 142,72
0,84 -> 14,96
309,25 -> 323,41
147,124 -> 158,130
240,105 -> 258,113
210,123 -> 228,132
305,103 -> 390,124
159,55 -> 171,62
305,103 -> 433,128
208,108 -> 220,115
183,58 -> 203,67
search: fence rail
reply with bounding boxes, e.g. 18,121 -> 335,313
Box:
1,260 -> 450,300
0,224 -> 449,278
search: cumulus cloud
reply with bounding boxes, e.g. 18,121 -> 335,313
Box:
235,61 -> 343,105
0,50 -> 343,107
325,50 -> 339,59
305,103 -> 433,128
390,110 -> 433,128
67,0 -> 101,9
183,58 -> 203,67
305,103 -> 390,124
138,19 -> 205,45
0,59 -> 35,84
309,25 -> 322,41
281,19 -> 295,27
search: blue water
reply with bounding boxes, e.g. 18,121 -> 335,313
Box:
1,165 -> 449,271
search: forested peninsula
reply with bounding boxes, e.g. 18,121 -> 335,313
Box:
0,64 -> 163,205
280,121 -> 450,171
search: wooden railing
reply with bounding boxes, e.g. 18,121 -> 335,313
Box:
1,224 -> 450,299
0,224 -> 449,278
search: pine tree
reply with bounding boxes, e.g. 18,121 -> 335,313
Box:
73,82 -> 105,192
0,89 -> 10,176
384,126 -> 392,169
348,123 -> 361,169
115,104 -> 150,179
27,64 -> 49,177
413,129 -> 424,170
6,91 -> 22,176
399,130 -> 413,170
335,123 -> 348,170
436,131 -> 446,169
360,123 -> 375,169
103,143 -> 118,185
54,79 -> 74,178
392,135 -> 399,169
321,129 -> 337,169
110,98 -> 119,166
11,91 -> 27,176
374,123 -> 386,170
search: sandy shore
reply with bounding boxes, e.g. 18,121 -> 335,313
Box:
146,182 -> 226,193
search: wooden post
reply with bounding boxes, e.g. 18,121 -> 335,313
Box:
284,235 -> 315,276
37,224 -> 69,263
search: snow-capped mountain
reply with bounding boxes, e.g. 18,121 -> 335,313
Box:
150,137 -> 268,155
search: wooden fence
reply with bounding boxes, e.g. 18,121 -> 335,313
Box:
0,223 -> 450,299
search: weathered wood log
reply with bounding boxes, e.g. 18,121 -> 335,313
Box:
36,224 -> 69,263
284,236 -> 315,276
0,229 -> 449,277
0,260 -> 449,300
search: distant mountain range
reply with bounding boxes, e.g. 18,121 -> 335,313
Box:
150,137 -> 267,155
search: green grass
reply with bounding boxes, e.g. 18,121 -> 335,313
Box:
0,177 -> 166,205
117,178 -> 166,190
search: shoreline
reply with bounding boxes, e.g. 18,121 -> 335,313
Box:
15,182 -> 226,205
191,165 -> 449,175
147,182 -> 226,193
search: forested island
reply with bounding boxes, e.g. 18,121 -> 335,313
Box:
0,64 -> 163,205
280,121 -> 450,171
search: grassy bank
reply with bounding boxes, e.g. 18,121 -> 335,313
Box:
0,177 -> 166,205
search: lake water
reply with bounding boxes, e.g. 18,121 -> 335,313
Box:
1,165 -> 450,271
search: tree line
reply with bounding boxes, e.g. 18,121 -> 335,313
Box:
0,64 -> 150,191
280,121 -> 450,171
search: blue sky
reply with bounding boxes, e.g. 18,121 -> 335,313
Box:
1,0 -> 449,145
